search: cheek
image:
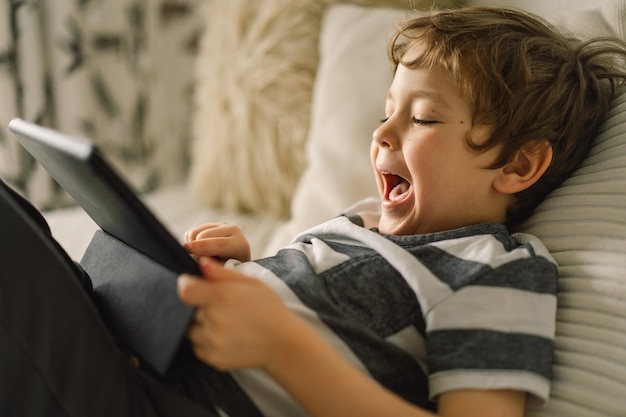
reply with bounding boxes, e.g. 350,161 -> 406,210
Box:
407,144 -> 467,193
406,140 -> 441,177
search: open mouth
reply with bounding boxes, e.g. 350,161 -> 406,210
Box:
382,172 -> 411,202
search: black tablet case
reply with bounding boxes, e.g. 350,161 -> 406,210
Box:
7,118 -> 196,375
81,230 -> 193,375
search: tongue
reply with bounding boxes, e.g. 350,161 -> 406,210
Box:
389,180 -> 409,201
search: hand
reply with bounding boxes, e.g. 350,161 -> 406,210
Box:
177,257 -> 300,371
183,222 -> 251,263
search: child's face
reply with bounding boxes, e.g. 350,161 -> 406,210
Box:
371,56 -> 509,235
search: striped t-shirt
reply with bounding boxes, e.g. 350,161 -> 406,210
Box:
218,214 -> 558,416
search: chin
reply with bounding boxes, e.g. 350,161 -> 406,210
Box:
377,219 -> 415,236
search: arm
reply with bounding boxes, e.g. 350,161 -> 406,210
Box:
183,222 -> 251,263
265,325 -> 525,417
177,258 -> 526,417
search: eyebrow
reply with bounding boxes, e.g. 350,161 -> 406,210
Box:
386,88 -> 452,110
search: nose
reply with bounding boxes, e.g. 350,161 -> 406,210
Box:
372,118 -> 399,149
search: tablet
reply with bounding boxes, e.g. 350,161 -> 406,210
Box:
8,118 -> 200,275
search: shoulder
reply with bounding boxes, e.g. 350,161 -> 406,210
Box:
392,224 -> 558,297
419,224 -> 556,279
510,231 -> 555,264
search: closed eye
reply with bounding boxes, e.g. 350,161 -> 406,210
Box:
413,118 -> 439,126
379,117 -> 440,125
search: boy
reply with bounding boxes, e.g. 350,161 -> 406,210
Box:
1,6 -> 625,417
179,6 -> 626,417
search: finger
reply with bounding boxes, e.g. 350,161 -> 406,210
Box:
185,222 -> 227,242
183,236 -> 231,257
177,274 -> 212,307
196,224 -> 237,240
186,322 -> 206,347
178,259 -> 259,306
187,336 -> 215,368
198,257 -> 253,283
198,256 -> 231,281
192,307 -> 206,325
185,223 -> 210,242
177,260 -> 238,305
186,324 -> 216,366
187,312 -> 210,342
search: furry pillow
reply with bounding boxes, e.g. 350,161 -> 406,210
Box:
188,0 -> 454,218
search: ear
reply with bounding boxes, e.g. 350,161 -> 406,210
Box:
493,141 -> 553,195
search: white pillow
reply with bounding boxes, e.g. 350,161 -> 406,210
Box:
290,4 -> 412,224
464,0 -> 625,40
264,4 -> 412,254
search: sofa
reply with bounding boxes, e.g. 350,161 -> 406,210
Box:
41,0 -> 626,416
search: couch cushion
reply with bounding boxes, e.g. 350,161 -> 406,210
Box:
520,88 -> 626,417
464,0 -> 625,40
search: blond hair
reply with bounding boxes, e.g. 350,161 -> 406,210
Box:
390,7 -> 626,223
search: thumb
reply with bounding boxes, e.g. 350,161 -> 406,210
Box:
177,257 -> 236,305
197,256 -> 235,282
177,273 -> 211,307
199,256 -> 262,288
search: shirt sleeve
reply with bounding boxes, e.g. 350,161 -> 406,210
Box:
425,251 -> 558,405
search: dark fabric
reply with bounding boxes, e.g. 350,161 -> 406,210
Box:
0,180 -> 217,417
81,230 -> 195,375
167,355 -> 266,417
